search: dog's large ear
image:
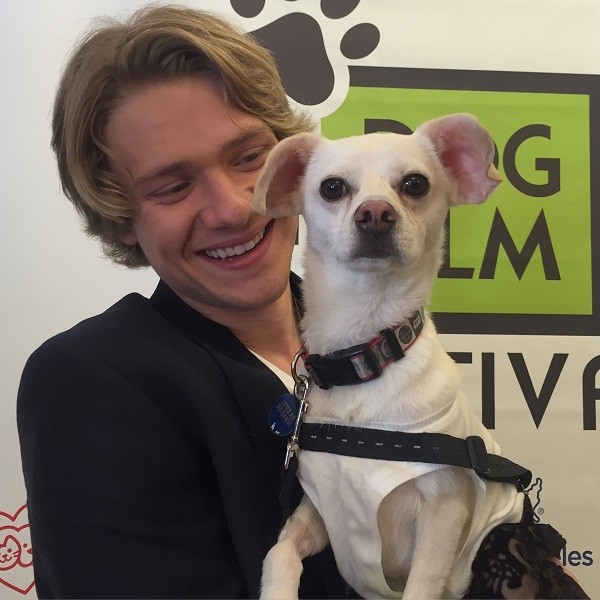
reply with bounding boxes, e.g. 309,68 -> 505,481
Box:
416,113 -> 502,205
252,132 -> 322,217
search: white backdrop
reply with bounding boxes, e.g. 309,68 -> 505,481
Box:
1,0 -> 598,597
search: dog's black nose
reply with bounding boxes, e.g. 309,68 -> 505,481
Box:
354,201 -> 397,236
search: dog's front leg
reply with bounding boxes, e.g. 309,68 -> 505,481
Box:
261,494 -> 329,600
403,470 -> 470,600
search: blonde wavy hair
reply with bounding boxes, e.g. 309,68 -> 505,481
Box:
52,4 -> 314,267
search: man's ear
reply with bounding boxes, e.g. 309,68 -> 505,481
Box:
416,113 -> 502,205
119,228 -> 138,246
251,132 -> 322,217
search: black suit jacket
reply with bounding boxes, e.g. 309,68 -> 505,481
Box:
17,278 -> 347,598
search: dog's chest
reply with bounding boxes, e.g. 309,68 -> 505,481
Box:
298,449 -> 438,598
296,391 -> 523,598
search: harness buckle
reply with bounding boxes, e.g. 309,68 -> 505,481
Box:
466,436 -> 491,476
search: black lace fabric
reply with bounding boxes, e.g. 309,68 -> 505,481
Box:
463,496 -> 589,599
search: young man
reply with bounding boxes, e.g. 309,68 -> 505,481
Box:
17,6 -> 347,598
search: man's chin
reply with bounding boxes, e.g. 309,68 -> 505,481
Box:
176,275 -> 291,315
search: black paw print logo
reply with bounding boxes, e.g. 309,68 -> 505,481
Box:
231,0 -> 380,106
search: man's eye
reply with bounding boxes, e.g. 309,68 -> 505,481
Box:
235,146 -> 272,170
149,181 -> 190,201
240,151 -> 260,164
164,182 -> 189,194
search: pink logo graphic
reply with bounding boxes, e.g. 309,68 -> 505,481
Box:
0,505 -> 34,595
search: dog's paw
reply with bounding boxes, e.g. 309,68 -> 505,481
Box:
230,0 -> 380,106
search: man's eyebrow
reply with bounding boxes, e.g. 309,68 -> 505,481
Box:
220,125 -> 275,153
133,126 -> 275,189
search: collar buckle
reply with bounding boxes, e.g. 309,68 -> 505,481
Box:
343,342 -> 385,383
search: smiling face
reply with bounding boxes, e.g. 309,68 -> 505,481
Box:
106,76 -> 298,316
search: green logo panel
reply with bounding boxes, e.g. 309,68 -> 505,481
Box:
320,71 -> 596,335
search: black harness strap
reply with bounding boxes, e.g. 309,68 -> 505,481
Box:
299,423 -> 532,490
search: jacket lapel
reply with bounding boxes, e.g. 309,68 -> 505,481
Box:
149,281 -> 291,593
149,280 -> 291,493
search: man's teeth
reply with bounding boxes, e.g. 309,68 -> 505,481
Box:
205,228 -> 265,259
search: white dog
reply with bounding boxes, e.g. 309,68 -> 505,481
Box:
252,114 -> 528,599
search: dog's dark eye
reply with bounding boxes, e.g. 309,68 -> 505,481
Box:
401,174 -> 430,198
320,177 -> 348,201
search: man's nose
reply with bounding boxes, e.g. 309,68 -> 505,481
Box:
196,170 -> 252,229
